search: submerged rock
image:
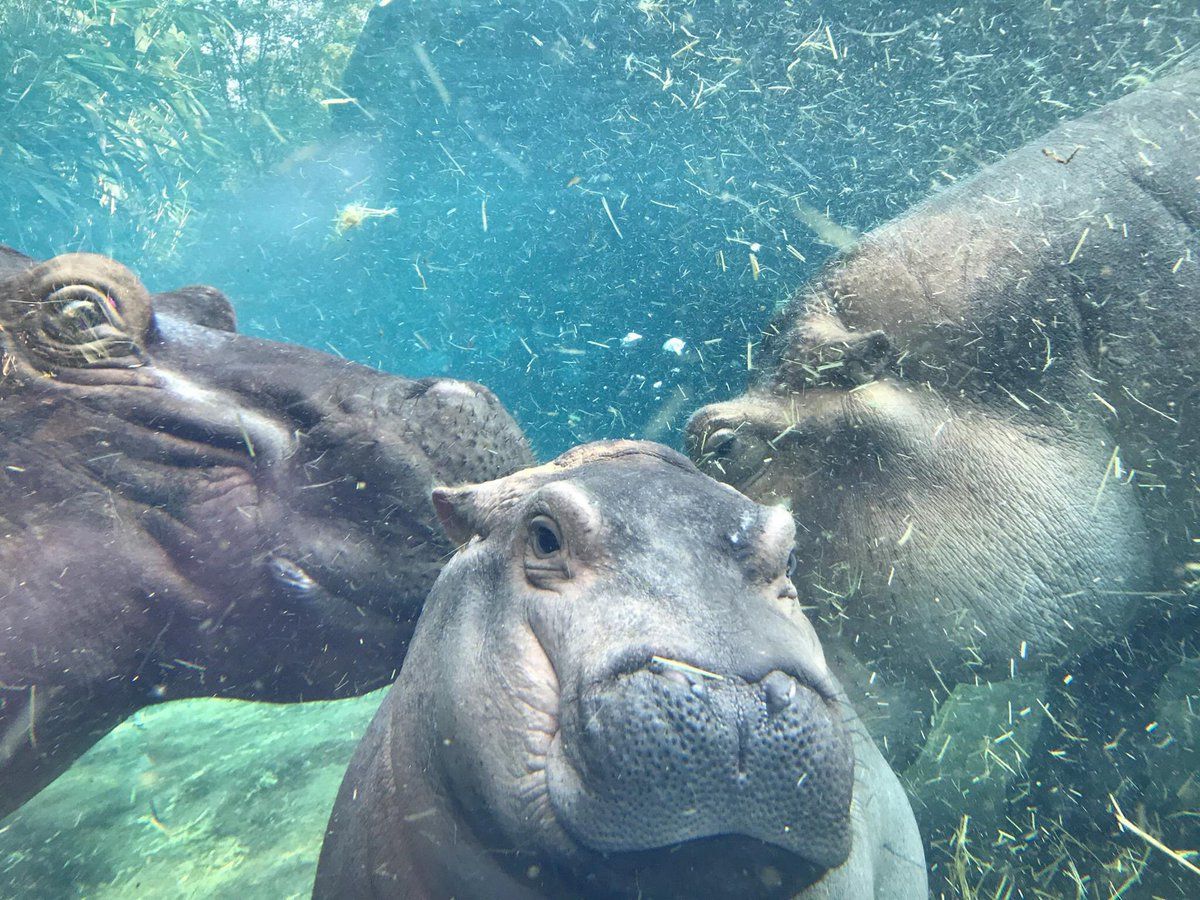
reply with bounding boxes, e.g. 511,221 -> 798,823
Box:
0,694 -> 382,899
902,675 -> 1050,886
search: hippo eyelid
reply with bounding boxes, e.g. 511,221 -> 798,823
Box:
50,283 -> 119,314
61,299 -> 100,319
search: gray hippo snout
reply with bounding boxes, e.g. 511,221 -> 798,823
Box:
548,658 -> 854,871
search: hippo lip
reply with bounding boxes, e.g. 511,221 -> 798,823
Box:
597,646 -> 841,706
569,833 -> 829,898
542,656 -> 854,873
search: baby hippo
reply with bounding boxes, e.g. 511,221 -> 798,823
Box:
314,441 -> 926,899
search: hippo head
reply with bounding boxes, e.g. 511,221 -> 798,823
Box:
414,441 -> 854,897
0,250 -> 533,702
684,222 -> 1150,688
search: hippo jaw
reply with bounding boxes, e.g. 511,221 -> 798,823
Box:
480,622 -> 856,898
544,659 -> 854,870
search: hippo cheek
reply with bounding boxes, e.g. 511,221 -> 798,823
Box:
543,667 -> 854,871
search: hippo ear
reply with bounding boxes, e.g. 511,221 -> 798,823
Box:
432,485 -> 485,546
153,285 -> 237,333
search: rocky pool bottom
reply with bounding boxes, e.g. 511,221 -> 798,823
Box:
2,658 -> 1199,898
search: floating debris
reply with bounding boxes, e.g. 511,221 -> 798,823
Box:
600,195 -> 623,239
662,337 -> 686,355
333,203 -> 398,236
1042,145 -> 1082,165
621,332 -> 643,347
1111,794 -> 1200,877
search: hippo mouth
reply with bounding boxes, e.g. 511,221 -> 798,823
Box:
579,833 -> 830,897
523,641 -> 855,892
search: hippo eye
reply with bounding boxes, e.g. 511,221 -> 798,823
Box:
786,548 -> 799,581
706,427 -> 738,458
529,516 -> 563,558
61,297 -> 108,327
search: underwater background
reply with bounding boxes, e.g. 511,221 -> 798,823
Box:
1,0 -> 1199,897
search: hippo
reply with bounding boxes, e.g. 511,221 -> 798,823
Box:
0,247 -> 533,818
314,441 -> 926,899
685,69 -> 1199,750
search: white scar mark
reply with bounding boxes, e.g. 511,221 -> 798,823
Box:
156,370 -> 293,458
728,509 -> 756,546
154,369 -> 221,405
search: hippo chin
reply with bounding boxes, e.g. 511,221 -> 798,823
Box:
314,441 -> 926,899
0,247 -> 533,819
686,71 -> 1199,738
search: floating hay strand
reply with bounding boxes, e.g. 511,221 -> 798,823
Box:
1041,145 -> 1081,165
1091,444 -> 1122,514
600,195 -> 623,239
1067,225 -> 1090,264
1111,795 -> 1200,878
791,197 -> 858,250
649,655 -> 725,681
949,814 -> 986,899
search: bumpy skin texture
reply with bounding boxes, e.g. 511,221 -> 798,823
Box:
686,71 -> 1199,713
0,248 -> 533,819
314,441 -> 926,899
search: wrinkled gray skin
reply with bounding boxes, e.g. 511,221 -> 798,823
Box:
0,247 -> 533,819
315,441 -> 926,899
687,70 -> 1199,751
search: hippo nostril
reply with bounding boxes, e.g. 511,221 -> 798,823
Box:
865,330 -> 891,355
762,670 -> 798,715
842,328 -> 893,385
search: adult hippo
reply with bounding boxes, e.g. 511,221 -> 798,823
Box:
0,248 -> 533,818
314,441 -> 926,899
686,69 -> 1198,748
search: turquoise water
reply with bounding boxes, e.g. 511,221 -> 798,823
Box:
1,1 -> 1198,897
6,0 -> 1194,456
